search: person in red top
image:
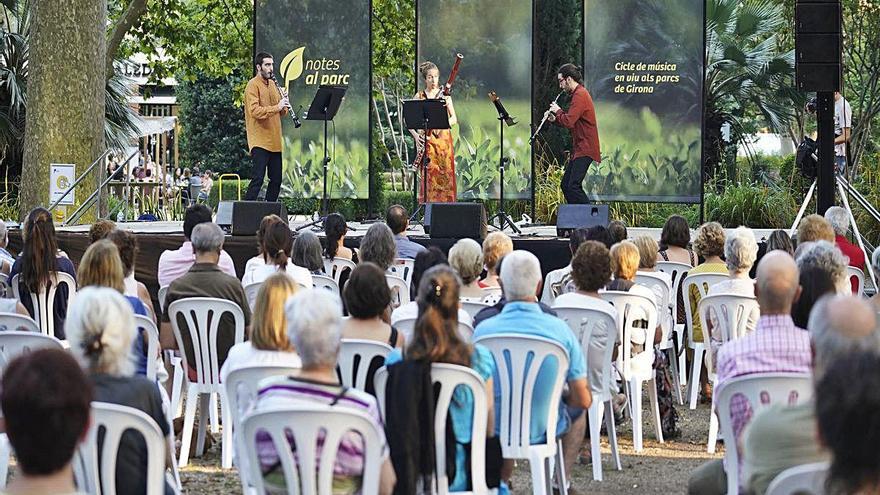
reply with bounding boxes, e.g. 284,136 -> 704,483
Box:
825,206 -> 866,293
547,63 -> 601,204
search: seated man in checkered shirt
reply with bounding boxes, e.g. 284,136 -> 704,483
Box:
688,251 -> 811,495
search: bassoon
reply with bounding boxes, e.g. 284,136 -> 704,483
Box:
413,53 -> 464,169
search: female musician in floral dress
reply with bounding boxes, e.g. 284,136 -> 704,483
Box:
411,61 -> 458,202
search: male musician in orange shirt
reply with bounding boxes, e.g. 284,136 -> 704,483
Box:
547,63 -> 601,204
244,52 -> 289,202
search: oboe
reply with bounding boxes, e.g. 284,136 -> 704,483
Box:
529,91 -> 564,144
271,75 -> 301,128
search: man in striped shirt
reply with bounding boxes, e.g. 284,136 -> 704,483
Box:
688,251 -> 811,495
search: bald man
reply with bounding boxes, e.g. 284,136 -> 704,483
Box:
741,295 -> 880,494
689,251 -> 812,495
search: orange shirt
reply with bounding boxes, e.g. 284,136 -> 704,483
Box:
244,75 -> 288,152
553,84 -> 601,163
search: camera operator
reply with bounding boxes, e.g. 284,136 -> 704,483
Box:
805,92 -> 852,175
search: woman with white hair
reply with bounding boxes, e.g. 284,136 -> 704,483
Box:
448,238 -> 485,300
252,289 -> 396,494
66,287 -> 175,495
826,206 -> 866,294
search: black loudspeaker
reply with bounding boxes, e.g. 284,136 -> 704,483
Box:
556,204 -> 609,238
425,203 -> 487,240
795,1 -> 841,91
217,201 -> 288,236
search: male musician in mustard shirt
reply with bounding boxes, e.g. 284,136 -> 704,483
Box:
244,52 -> 289,202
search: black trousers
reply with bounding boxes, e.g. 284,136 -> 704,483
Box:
245,147 -> 282,202
560,156 -> 592,204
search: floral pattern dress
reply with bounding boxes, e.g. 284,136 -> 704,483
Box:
416,90 -> 457,202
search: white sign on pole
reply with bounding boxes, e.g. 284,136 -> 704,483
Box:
50,163 -> 75,206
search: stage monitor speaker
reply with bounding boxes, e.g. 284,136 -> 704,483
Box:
217,201 -> 287,236
556,204 -> 609,238
425,203 -> 487,240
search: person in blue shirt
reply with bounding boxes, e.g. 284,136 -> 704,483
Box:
386,204 -> 426,260
473,250 -> 592,485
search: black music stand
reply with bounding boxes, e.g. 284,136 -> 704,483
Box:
403,98 -> 450,224
296,85 -> 346,232
488,92 -> 521,234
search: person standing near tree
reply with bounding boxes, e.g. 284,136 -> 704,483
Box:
244,52 -> 288,202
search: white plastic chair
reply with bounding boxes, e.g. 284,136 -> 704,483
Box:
374,363 -> 491,494
312,274 -> 340,297
765,461 -> 830,495
386,274 -> 410,308
11,272 -> 76,338
0,312 -> 40,333
393,317 -> 475,343
240,405 -> 385,495
716,373 -> 813,495
635,271 -> 683,404
336,339 -> 393,391
323,257 -> 356,287
847,265 -> 865,296
134,314 -> 161,381
698,293 -> 760,453
222,365 -> 300,480
168,297 -> 245,468
158,286 -> 169,311
243,282 -> 262,311
655,261 -> 691,385
388,258 -> 415,288
552,302 -> 622,481
460,300 -> 491,319
74,402 -> 170,495
481,287 -> 503,305
600,291 -> 664,452
681,272 -> 729,409
473,333 -> 570,495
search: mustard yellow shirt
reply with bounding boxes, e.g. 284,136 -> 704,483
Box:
244,75 -> 288,152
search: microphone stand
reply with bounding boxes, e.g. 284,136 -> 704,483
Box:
487,92 -> 521,234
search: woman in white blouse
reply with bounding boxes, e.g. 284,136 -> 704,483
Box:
241,219 -> 312,288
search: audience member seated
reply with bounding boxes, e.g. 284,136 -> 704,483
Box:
386,204 -> 425,259
688,250 -> 810,495
157,204 -> 236,287
0,348 -> 92,495
342,262 -> 404,348
632,234 -> 673,296
449,238 -> 485,300
9,207 -> 77,339
815,350 -> 880,495
392,247 -> 473,329
323,212 -> 356,261
871,247 -> 880,311
360,223 -> 397,271
658,214 -> 696,265
78,240 -> 152,376
480,231 -> 513,288
384,265 -> 500,492
475,254 -> 557,328
292,230 -> 325,276
742,295 -> 878,495
241,220 -> 312,288
253,289 -> 396,494
220,272 -> 301,381
797,213 -> 835,244
608,240 -> 663,349
474,250 -> 591,483
108,228 -> 156,320
243,214 -> 284,280
608,219 -> 628,245
687,222 -> 727,385
161,223 -> 251,374
791,241 -> 848,328
765,229 -> 794,256
541,228 -> 589,305
66,287 -> 175,495
825,206 -> 865,293
0,220 -> 13,275
88,218 -> 116,245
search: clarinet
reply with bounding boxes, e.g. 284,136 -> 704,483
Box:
271,76 -> 301,128
529,91 -> 564,144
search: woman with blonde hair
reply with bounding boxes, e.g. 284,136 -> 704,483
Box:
480,232 -> 513,288
608,241 -> 662,348
220,272 -> 301,380
632,235 -> 673,298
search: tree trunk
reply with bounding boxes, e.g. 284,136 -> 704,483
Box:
20,0 -> 106,221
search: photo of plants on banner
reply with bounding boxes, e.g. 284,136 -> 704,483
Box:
256,0 -> 371,199
418,0 -> 532,200
584,0 -> 703,202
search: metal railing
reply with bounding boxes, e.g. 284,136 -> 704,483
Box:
51,150 -> 139,226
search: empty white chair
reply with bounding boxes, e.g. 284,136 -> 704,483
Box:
716,373 -> 813,495
323,257 -> 356,287
240,405 -> 385,495
168,297 -> 245,468
635,271 -> 683,404
847,265 -> 865,296
460,300 -> 490,319
74,402 -> 170,495
765,461 -> 830,495
552,302 -> 622,481
374,363 -> 491,494
481,287 -> 503,305
681,272 -> 729,409
0,312 -> 39,333
134,314 -> 161,381
388,258 -> 415,288
312,274 -> 340,297
337,339 -> 393,391
655,261 -> 691,385
698,293 -> 760,453
11,272 -> 76,337
222,365 -> 300,481
386,274 -> 410,308
243,282 -> 262,311
393,317 -> 474,343
600,291 -> 664,452
474,333 -> 569,495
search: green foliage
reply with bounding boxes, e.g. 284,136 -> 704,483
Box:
704,179 -> 797,228
280,139 -> 370,199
